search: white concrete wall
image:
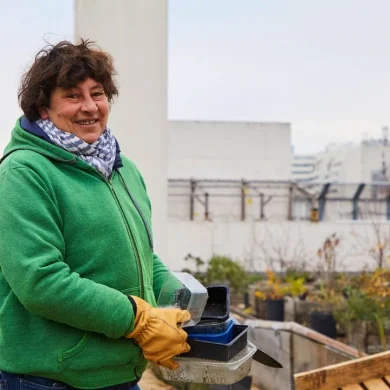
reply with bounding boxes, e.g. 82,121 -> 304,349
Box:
75,0 -> 169,258
338,147 -> 361,183
361,143 -> 390,182
166,220 -> 390,272
169,120 -> 292,180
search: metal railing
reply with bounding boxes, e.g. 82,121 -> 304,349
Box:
168,178 -> 390,222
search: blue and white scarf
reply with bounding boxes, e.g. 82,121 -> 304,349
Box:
35,119 -> 116,179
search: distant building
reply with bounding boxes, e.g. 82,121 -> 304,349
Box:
292,130 -> 390,220
293,131 -> 390,186
169,120 -> 292,180
291,154 -> 318,182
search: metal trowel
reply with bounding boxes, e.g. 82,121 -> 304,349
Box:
252,348 -> 283,368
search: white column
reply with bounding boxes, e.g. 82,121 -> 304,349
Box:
74,0 -> 169,261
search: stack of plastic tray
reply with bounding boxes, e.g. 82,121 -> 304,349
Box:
157,341 -> 257,385
181,285 -> 249,362
156,284 -> 256,385
182,323 -> 249,361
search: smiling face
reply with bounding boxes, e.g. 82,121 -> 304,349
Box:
39,78 -> 110,144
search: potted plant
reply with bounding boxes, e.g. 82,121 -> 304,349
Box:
334,269 -> 390,352
255,270 -> 287,321
309,233 -> 344,338
308,286 -> 340,338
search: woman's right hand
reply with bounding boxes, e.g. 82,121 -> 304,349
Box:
125,296 -> 191,370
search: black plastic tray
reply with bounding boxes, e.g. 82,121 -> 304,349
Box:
201,285 -> 230,321
180,324 -> 248,361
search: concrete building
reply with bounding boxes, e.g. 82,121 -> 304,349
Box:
315,143 -> 351,183
167,120 -> 293,224
296,129 -> 390,185
169,120 -> 292,180
291,154 -> 318,182
75,0 -> 169,259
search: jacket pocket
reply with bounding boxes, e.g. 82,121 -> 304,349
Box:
58,331 -> 143,372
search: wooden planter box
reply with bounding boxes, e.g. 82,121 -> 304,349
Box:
295,350 -> 390,390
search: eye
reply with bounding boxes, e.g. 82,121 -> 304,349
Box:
92,91 -> 105,97
66,93 -> 79,99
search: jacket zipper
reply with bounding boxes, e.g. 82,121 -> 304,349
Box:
107,172 -> 144,300
105,172 -> 147,372
118,171 -> 154,251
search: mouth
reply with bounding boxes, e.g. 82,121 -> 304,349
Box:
75,119 -> 99,125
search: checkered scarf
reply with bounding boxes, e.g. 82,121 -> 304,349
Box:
35,119 -> 116,179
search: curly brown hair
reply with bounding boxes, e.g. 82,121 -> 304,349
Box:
19,39 -> 119,121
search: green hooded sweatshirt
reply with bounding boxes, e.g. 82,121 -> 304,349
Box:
0,118 -> 169,388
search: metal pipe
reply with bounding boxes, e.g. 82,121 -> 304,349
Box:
169,178 -> 390,187
318,183 -> 331,221
204,192 -> 209,220
189,179 -> 195,221
260,194 -> 265,220
168,193 -> 293,199
287,184 -> 294,221
241,180 -> 246,221
352,183 -> 365,220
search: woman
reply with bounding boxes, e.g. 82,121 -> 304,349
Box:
0,40 -> 190,390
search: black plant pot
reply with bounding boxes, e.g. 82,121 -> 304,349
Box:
265,298 -> 285,321
310,311 -> 337,339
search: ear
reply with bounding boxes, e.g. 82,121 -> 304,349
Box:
38,107 -> 49,120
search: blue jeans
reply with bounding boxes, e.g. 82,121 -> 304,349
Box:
0,371 -> 140,390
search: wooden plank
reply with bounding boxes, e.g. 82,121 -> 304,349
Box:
385,376 -> 390,384
363,378 -> 390,389
294,351 -> 390,390
340,384 -> 364,390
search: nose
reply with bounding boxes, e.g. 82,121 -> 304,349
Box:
80,96 -> 98,113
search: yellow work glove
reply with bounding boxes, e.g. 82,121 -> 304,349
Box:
126,296 -> 191,370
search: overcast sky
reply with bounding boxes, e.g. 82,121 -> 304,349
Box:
1,0 -> 389,154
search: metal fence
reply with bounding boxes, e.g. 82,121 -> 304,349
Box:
168,179 -> 390,222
